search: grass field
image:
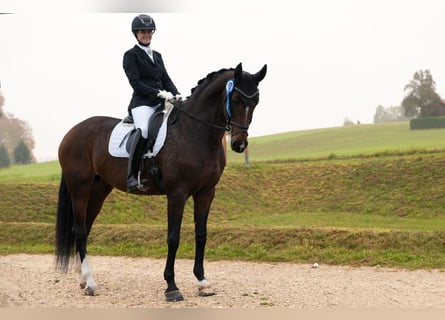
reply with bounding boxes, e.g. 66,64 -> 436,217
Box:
228,121 -> 445,162
1,122 -> 444,269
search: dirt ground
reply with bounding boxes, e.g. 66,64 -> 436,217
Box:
0,254 -> 444,308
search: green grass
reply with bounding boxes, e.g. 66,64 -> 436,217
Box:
1,122 -> 445,269
231,211 -> 445,232
1,222 -> 443,269
228,121 -> 445,162
0,161 -> 61,183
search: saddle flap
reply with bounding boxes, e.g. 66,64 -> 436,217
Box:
108,105 -> 174,158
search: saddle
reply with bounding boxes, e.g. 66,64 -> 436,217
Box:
124,105 -> 165,155
123,103 -> 178,193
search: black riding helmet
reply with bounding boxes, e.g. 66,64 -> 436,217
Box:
132,14 -> 156,35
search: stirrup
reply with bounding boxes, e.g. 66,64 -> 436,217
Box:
127,182 -> 148,193
136,171 -> 148,191
127,172 -> 148,193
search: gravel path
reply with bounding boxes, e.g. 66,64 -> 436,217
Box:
0,254 -> 444,308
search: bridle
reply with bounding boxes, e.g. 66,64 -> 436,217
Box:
225,79 -> 259,138
174,79 -> 259,137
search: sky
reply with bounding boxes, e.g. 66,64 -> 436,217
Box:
1,0 -> 445,162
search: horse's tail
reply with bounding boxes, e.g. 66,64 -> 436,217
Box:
55,174 -> 75,272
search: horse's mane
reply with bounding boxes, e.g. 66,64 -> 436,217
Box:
190,68 -> 234,95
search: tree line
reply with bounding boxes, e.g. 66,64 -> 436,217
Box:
374,70 -> 445,123
0,89 -> 35,168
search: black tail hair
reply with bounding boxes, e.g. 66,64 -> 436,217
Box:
55,174 -> 75,272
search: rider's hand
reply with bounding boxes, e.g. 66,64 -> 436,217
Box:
175,94 -> 183,101
157,90 -> 174,100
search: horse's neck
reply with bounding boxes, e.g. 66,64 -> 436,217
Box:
180,98 -> 226,143
174,71 -> 232,148
187,72 -> 232,122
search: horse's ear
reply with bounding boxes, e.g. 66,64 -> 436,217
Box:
254,64 -> 267,84
234,63 -> 243,83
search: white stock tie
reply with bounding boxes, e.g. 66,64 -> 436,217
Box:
146,48 -> 153,62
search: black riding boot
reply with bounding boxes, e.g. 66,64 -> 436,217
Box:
127,129 -> 147,193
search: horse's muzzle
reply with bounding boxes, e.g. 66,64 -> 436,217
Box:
231,139 -> 248,153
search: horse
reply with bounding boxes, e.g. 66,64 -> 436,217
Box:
55,63 -> 267,302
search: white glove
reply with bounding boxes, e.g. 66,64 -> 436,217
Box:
157,90 -> 174,100
175,94 -> 184,101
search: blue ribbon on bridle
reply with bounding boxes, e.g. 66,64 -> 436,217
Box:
225,79 -> 234,118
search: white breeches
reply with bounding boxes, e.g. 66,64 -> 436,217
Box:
131,105 -> 158,139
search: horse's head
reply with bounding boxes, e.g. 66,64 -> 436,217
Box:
226,63 -> 267,153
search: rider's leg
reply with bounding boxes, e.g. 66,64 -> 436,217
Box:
127,106 -> 155,192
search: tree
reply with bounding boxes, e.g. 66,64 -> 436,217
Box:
0,86 -> 35,161
374,105 -> 407,123
0,87 -> 4,119
0,113 -> 35,162
401,70 -> 445,118
0,144 -> 10,168
13,140 -> 32,165
343,117 -> 354,126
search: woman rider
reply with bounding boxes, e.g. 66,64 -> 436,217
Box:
123,14 -> 181,192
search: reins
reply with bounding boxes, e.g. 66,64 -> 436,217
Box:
174,102 -> 231,132
172,76 -> 258,137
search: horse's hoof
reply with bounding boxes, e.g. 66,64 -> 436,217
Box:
85,286 -> 96,296
165,290 -> 184,302
198,286 -> 216,297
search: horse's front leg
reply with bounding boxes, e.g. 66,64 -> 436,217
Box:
193,188 -> 216,297
163,194 -> 186,302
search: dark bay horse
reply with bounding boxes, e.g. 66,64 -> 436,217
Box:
55,63 -> 267,301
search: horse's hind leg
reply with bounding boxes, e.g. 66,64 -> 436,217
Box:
65,172 -> 97,295
86,177 -> 113,234
76,177 -> 113,295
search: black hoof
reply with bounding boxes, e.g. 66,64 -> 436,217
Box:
165,290 -> 184,302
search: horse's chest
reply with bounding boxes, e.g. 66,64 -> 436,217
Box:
187,159 -> 223,182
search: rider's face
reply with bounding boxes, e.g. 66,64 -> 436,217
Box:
137,30 -> 153,45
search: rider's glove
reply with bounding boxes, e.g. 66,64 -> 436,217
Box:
157,90 -> 174,101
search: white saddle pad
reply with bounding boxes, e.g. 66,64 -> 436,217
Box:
108,106 -> 173,158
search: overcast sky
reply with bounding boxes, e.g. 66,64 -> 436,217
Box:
1,0 -> 445,162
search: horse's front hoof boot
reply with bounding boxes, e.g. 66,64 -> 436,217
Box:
165,290 -> 184,302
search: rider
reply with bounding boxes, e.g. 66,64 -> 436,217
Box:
123,14 -> 181,193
